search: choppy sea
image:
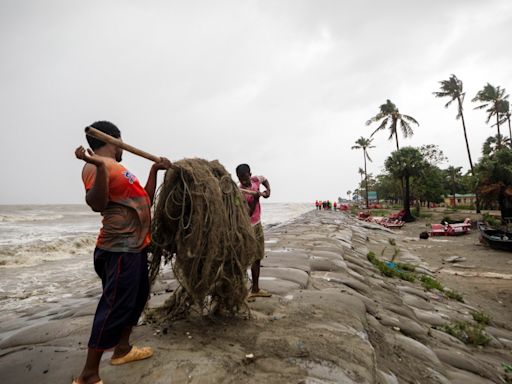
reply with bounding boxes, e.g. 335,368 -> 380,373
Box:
0,202 -> 312,340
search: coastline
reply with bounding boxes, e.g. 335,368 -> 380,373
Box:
1,210 -> 511,383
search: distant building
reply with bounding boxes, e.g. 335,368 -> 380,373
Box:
368,191 -> 378,202
443,193 -> 476,207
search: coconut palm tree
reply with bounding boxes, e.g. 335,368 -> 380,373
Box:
433,74 -> 480,212
472,83 -> 509,141
352,137 -> 375,209
497,99 -> 512,148
366,99 -> 419,150
358,167 -> 365,181
482,134 -> 511,156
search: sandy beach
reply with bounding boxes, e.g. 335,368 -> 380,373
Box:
1,209 -> 511,383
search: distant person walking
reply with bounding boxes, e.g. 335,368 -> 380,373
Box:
73,121 -> 171,384
236,163 -> 272,299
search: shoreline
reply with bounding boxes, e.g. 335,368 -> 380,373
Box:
1,210 -> 511,383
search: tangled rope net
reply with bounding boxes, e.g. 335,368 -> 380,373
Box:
148,158 -> 257,323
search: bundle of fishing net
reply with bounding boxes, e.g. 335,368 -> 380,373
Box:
148,158 -> 257,323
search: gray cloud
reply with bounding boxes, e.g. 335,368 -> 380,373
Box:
1,0 -> 511,203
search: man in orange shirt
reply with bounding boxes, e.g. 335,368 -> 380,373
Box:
73,121 -> 171,384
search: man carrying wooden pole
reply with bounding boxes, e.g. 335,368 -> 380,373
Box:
73,121 -> 171,384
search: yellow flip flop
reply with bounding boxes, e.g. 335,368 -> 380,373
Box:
250,289 -> 272,298
111,346 -> 153,366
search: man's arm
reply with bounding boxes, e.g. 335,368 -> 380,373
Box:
75,146 -> 109,212
145,157 -> 172,205
261,178 -> 271,198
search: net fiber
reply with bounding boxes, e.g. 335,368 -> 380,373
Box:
148,158 -> 257,322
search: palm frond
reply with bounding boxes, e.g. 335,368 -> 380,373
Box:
400,120 -> 414,137
401,114 -> 419,125
444,98 -> 455,108
371,118 -> 389,137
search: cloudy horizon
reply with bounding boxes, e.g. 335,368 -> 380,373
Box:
1,0 -> 511,204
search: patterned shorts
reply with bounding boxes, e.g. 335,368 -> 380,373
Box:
253,222 -> 265,261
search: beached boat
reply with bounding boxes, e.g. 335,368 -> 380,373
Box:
478,222 -> 512,251
429,221 -> 470,236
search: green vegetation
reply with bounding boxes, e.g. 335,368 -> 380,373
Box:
444,289 -> 464,302
433,75 -> 478,214
368,252 -> 463,302
367,252 -> 415,282
472,310 -> 491,325
441,321 -> 490,346
366,99 -> 418,151
483,212 -> 501,228
352,137 -> 375,209
351,75 -> 512,219
419,275 -> 444,291
384,147 -> 424,222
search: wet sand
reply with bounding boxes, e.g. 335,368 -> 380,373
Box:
1,210 -> 511,383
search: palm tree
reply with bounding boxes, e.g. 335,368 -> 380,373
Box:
352,137 -> 375,209
385,147 -> 425,222
358,167 -> 365,181
472,83 -> 509,140
482,134 -> 511,156
366,99 -> 419,150
497,99 -> 512,148
433,74 -> 480,212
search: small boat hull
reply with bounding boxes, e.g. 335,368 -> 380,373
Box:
478,222 -> 512,252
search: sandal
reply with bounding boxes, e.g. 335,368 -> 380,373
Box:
111,346 -> 153,366
249,289 -> 272,298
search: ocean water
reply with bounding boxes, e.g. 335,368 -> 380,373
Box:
0,202 -> 313,337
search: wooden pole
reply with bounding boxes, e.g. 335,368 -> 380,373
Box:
239,188 -> 259,196
85,126 -> 162,163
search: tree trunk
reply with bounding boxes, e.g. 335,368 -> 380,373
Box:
402,175 -> 415,222
508,115 -> 512,149
364,150 -> 369,209
458,98 -> 480,213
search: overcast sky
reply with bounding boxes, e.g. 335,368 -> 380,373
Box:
1,0 -> 511,204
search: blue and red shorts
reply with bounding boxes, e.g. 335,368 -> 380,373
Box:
88,247 -> 150,350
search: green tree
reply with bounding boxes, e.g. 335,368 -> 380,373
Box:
415,165 -> 445,207
366,99 -> 419,150
443,166 -> 464,202
374,173 -> 401,203
385,147 -> 425,222
482,134 -> 511,156
472,83 -> 509,140
352,137 -> 375,208
358,167 -> 365,181
476,147 -> 512,220
497,99 -> 512,148
433,74 -> 480,212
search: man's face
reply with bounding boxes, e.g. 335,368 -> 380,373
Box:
238,172 -> 251,187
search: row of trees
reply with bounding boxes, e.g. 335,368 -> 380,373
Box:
352,75 -> 512,222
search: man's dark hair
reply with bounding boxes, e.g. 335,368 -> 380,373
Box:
86,121 -> 121,150
236,163 -> 251,177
